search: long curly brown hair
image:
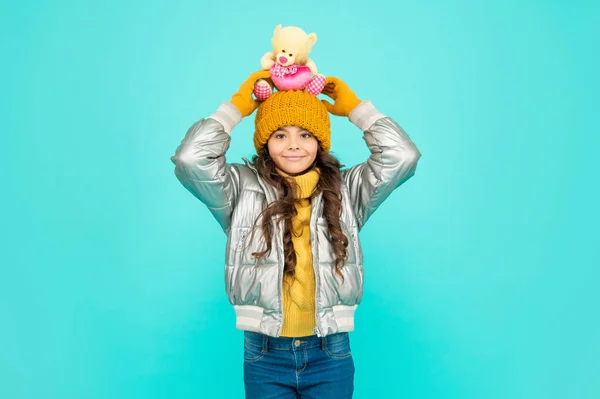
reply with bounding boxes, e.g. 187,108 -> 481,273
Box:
249,142 -> 348,284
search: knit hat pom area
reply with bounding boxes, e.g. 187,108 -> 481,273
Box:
253,90 -> 331,154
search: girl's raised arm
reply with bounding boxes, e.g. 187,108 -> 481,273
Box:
321,77 -> 422,230
170,71 -> 271,233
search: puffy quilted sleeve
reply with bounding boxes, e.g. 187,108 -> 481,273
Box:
341,101 -> 422,231
171,102 -> 243,233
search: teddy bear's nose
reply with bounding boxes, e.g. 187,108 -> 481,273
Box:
279,56 -> 288,64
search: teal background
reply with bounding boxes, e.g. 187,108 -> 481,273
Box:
1,0 -> 598,398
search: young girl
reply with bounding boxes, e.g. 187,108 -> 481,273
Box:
171,70 -> 421,398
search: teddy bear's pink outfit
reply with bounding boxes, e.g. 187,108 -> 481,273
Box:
253,63 -> 326,101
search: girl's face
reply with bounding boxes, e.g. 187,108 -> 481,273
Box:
267,125 -> 319,175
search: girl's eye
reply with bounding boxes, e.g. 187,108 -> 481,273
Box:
276,134 -> 285,139
301,133 -> 312,138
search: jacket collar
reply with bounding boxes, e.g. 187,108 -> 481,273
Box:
242,157 -> 255,171
242,157 -> 276,203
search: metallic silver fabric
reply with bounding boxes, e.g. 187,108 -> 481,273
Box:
171,114 -> 421,337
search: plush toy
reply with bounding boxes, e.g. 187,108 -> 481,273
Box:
253,24 -> 326,101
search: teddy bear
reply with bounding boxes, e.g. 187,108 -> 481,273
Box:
253,24 -> 326,101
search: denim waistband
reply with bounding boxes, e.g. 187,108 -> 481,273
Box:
244,330 -> 349,351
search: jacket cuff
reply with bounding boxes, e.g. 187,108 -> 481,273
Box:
349,100 -> 386,132
208,101 -> 242,134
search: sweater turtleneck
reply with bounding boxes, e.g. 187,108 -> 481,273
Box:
275,166 -> 320,199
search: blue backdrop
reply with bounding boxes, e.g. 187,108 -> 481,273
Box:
2,0 -> 598,398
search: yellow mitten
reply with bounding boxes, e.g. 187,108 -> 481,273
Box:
230,70 -> 272,117
320,76 -> 362,117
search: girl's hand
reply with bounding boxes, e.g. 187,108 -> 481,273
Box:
230,70 -> 272,117
320,76 -> 362,117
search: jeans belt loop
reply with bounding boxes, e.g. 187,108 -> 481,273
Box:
262,334 -> 269,353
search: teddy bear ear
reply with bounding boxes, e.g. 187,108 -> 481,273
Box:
274,24 -> 283,35
307,33 -> 317,46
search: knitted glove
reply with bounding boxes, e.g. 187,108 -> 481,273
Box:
320,76 -> 362,117
230,70 -> 272,117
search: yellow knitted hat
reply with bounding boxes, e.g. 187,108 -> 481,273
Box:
254,90 -> 331,153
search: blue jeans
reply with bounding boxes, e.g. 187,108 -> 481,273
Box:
243,330 -> 355,398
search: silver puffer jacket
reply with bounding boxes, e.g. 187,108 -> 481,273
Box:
171,100 -> 421,337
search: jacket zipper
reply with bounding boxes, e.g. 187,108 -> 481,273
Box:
313,251 -> 321,337
279,225 -> 285,337
312,200 -> 322,337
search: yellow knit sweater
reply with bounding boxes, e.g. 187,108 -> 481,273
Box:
276,166 -> 320,337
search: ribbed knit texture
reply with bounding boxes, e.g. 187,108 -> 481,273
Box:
277,166 -> 321,337
254,90 -> 331,154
